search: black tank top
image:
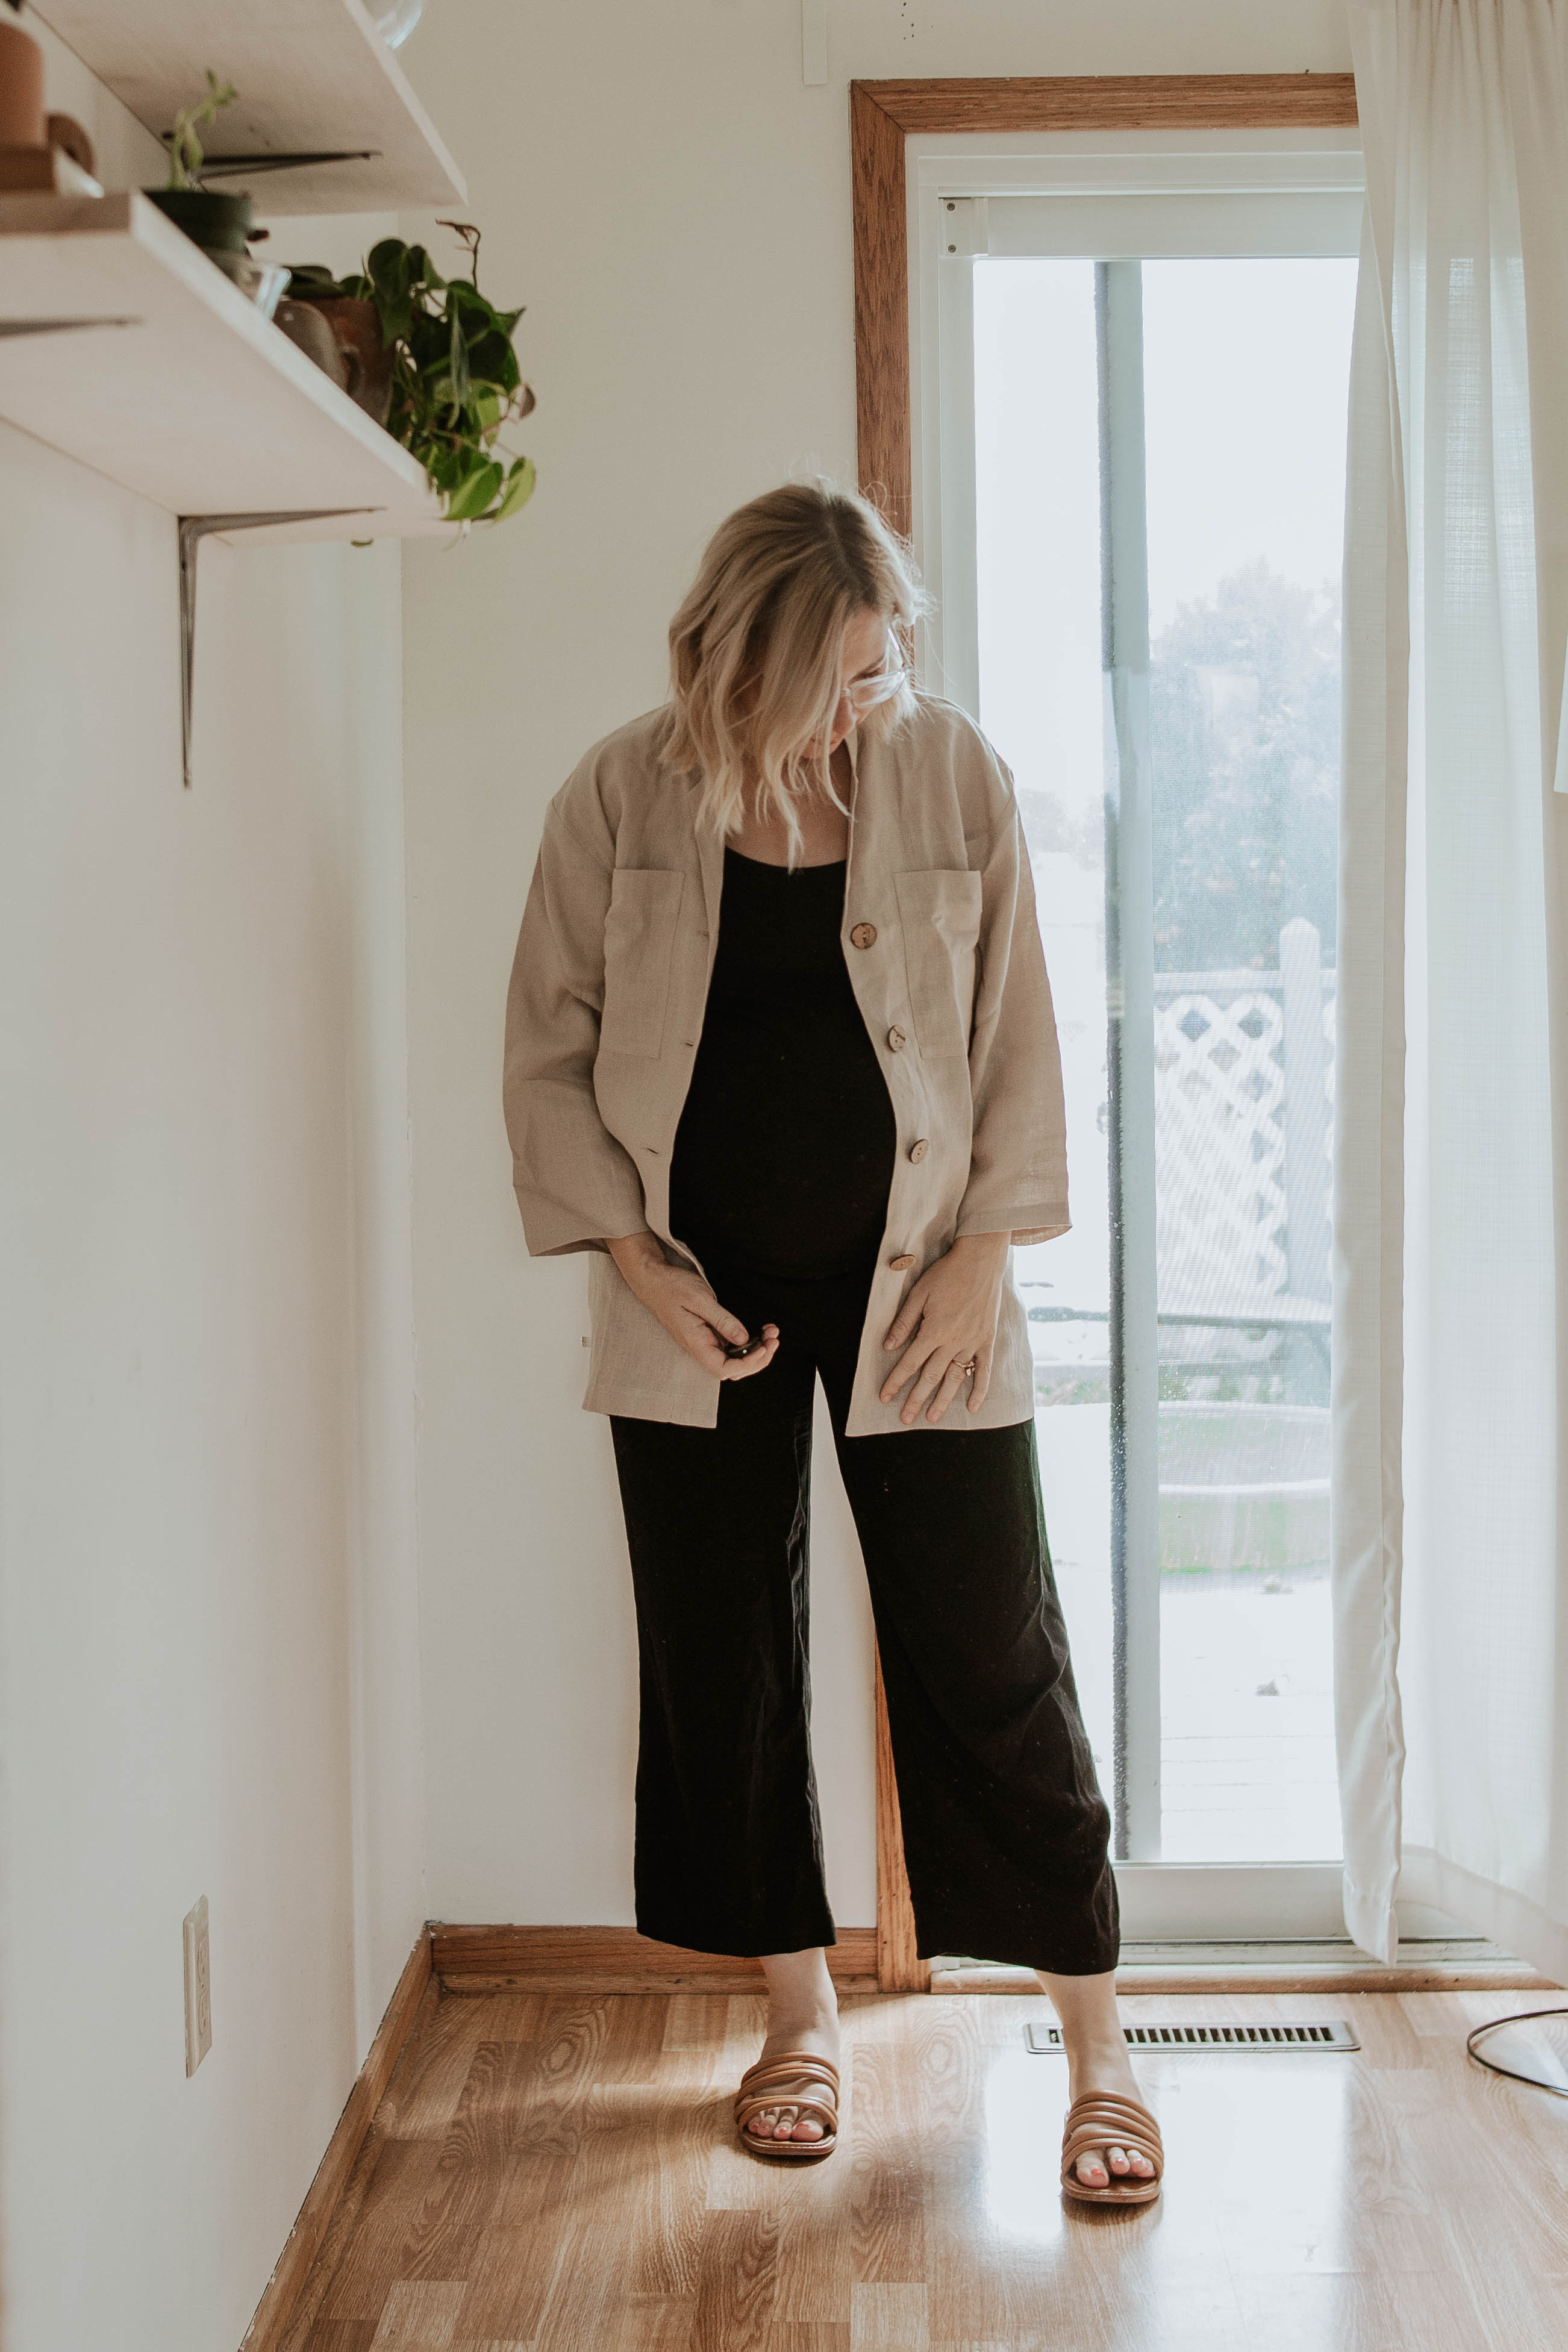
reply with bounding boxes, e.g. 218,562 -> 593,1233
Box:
668,848 -> 897,1281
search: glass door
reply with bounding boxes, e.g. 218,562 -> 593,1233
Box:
924,154 -> 1360,1908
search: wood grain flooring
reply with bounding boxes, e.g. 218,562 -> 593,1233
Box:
283,1986 -> 1568,2351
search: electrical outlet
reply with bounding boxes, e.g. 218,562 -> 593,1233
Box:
183,1895 -> 212,2076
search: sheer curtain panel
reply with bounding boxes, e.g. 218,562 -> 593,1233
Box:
1338,0 -> 1568,1974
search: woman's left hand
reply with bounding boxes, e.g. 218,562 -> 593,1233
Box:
879,1231 -> 1011,1424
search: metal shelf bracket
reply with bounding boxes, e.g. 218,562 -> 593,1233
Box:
0,317 -> 139,339
181,149 -> 380,180
177,511 -> 376,789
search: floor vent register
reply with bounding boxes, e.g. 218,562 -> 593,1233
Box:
1024,2019 -> 1360,2054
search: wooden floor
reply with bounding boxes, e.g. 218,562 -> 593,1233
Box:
283,1984 -> 1568,2352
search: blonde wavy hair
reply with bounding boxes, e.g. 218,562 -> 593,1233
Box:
660,482 -> 925,862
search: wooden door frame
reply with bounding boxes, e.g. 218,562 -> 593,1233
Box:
852,73 -> 1360,1991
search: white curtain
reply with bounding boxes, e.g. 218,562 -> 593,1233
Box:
1337,0 -> 1568,1974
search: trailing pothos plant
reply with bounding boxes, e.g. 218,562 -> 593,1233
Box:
292,222 -> 536,525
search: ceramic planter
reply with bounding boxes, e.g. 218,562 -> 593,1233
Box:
143,189 -> 287,314
272,299 -> 348,391
287,294 -> 394,425
145,189 -> 255,254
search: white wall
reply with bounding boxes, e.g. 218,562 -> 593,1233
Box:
396,0 -> 1351,1931
0,22 -> 425,2352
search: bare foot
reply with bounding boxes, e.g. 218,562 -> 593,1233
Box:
1038,1966 -> 1158,2193
743,1946 -> 841,2147
1063,2042 -> 1158,2191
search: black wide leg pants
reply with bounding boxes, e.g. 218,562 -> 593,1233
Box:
608,1257 -> 1120,1976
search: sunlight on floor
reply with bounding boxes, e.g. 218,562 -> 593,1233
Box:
982,2042 -> 1351,2252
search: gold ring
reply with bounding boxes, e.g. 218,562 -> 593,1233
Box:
957,1357 -> 977,1375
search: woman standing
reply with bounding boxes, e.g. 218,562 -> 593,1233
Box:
503,484 -> 1161,2203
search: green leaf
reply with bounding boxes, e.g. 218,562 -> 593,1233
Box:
445,458 -> 503,521
491,456 -> 537,523
366,239 -> 409,297
368,241 -> 418,339
284,263 -> 348,300
425,445 -> 469,493
465,332 -> 516,389
385,243 -> 445,308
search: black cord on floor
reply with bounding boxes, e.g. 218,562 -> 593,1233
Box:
1466,2007 -> 1568,2096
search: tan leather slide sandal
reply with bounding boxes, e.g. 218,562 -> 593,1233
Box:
733,2049 -> 840,2162
1060,2090 -> 1163,2206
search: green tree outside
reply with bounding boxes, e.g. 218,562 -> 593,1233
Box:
1148,559 -> 1340,973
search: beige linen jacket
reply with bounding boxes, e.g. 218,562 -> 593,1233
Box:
503,692 -> 1069,1434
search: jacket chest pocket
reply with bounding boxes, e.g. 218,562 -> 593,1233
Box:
601,869 -> 685,1057
895,869 -> 983,1059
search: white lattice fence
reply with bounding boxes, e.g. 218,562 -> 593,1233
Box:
1152,941 -> 1335,1307
1154,989 -> 1288,1300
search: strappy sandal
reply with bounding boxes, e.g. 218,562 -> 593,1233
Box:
733,2048 -> 840,2162
1060,2091 -> 1163,2206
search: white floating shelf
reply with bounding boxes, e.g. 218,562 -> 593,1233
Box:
30,0 -> 465,213
0,192 -> 452,538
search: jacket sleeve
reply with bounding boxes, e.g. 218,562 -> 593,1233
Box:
954,760 -> 1072,1247
502,795 -> 651,1256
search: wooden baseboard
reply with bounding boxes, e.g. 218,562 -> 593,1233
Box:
239,1926 -> 433,2352
1116,1963 -> 1559,1994
432,1921 -> 881,1994
931,1955 -> 1561,1996
430,1924 -> 1559,2000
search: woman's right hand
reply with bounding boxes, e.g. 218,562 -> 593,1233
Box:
605,1232 -> 779,1381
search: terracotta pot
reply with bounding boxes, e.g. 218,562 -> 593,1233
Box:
292,295 -> 395,425
273,299 -> 348,390
0,20 -> 45,149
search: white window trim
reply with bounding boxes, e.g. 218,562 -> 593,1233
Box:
909,128 -> 1366,715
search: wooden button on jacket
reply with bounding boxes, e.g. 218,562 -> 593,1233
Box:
502,693 -> 1070,1434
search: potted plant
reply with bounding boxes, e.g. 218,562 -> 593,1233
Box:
144,74 -> 262,263
280,262 -> 396,424
286,224 -> 536,525
143,73 -> 289,315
